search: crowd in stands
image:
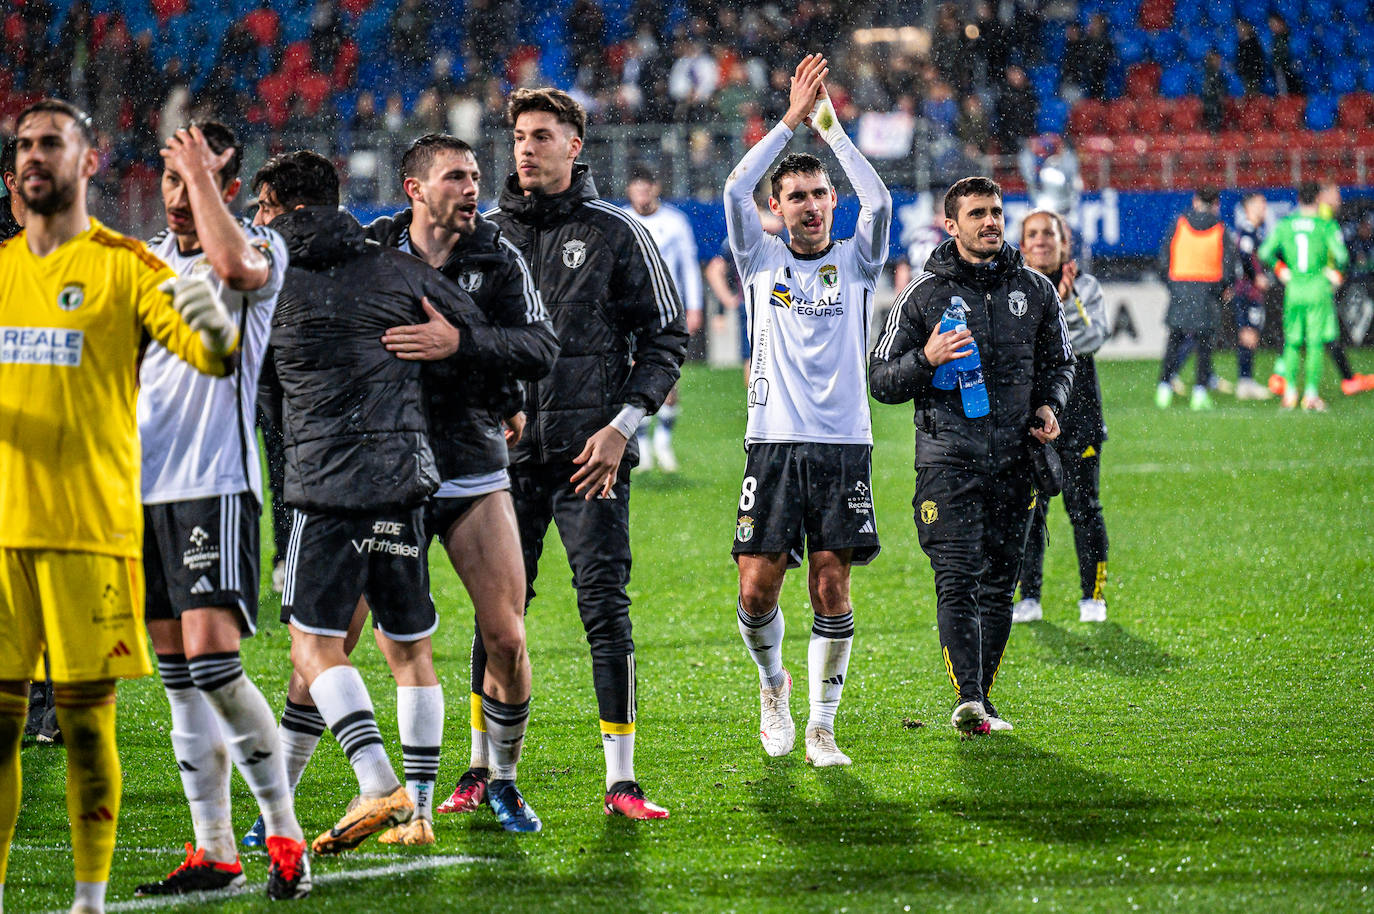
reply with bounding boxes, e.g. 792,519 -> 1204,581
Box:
2,0 -> 1373,200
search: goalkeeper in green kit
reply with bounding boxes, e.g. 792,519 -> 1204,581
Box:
1259,181 -> 1350,411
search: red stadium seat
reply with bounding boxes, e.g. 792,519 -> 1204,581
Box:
1105,99 -> 1136,134
338,0 -> 372,16
1135,97 -> 1167,133
1068,100 -> 1106,136
282,41 -> 313,78
1139,0 -> 1174,30
1271,95 -> 1306,131
1236,96 -> 1272,132
299,74 -> 332,114
333,39 -> 358,89
243,7 -> 279,48
1125,64 -> 1162,99
1169,96 -> 1202,132
257,72 -> 292,128
1339,92 -> 1373,130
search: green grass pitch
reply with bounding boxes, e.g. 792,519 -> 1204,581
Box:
7,356 -> 1374,913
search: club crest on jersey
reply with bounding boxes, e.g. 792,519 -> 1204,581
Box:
56,283 -> 85,312
562,239 -> 587,269
459,270 -> 483,292
920,500 -> 938,525
1009,290 -> 1028,317
736,515 -> 755,542
770,282 -> 793,309
819,265 -> 838,289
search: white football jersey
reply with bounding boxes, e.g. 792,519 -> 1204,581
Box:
138,223 -> 287,504
725,112 -> 891,445
622,202 -> 702,312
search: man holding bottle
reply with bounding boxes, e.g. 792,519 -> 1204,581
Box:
869,176 -> 1074,737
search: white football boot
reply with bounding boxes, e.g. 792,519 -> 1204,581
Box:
759,671 -> 796,757
1011,598 -> 1043,623
1079,598 -> 1107,623
804,726 -> 852,767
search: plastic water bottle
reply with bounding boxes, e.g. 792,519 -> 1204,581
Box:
932,297 -> 967,390
957,336 -> 990,419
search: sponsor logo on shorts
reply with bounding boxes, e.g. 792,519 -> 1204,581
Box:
352,520 -> 421,558
1,327 -> 84,366
847,479 -> 873,513
562,239 -> 587,268
106,640 -> 132,658
183,525 -> 219,572
1009,290 -> 1028,317
736,515 -> 755,543
57,282 -> 85,311
920,500 -> 938,525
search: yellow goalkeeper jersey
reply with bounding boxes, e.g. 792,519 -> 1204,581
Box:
0,218 -> 231,558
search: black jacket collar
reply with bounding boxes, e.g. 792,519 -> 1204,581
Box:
271,207 -> 369,270
927,238 -> 1024,289
498,163 -> 599,226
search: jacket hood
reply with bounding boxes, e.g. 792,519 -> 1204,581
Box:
498,163 -> 599,225
272,206 -> 370,269
926,237 -> 1025,287
1183,209 -> 1221,231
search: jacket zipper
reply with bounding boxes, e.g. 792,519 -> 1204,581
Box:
984,290 -> 997,467
529,224 -> 546,464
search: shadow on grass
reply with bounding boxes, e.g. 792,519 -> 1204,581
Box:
942,735 -> 1174,842
1025,621 -> 1177,676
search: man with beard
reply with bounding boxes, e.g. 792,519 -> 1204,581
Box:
0,98 -> 240,914
486,87 -> 687,818
869,176 -> 1074,736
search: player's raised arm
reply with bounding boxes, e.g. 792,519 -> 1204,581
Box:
723,54 -> 829,264
806,85 -> 892,272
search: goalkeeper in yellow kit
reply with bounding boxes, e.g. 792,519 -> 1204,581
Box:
1258,181 -> 1351,411
0,99 -> 239,914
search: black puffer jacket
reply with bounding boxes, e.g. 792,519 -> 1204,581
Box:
489,164 -> 688,465
869,238 -> 1076,472
269,206 -> 495,513
366,209 -> 559,480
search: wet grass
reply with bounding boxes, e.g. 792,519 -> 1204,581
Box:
8,354 -> 1374,912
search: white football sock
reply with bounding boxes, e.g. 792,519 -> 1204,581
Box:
158,654 -> 234,863
808,612 -> 854,734
737,602 -> 787,690
482,695 -> 529,781
601,728 -> 635,790
397,685 -> 443,820
310,665 -> 399,798
72,880 -> 106,913
279,699 -> 325,794
190,653 -> 302,842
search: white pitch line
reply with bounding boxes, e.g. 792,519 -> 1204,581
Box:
13,843 -> 443,863
1113,456 -> 1374,474
40,855 -> 483,914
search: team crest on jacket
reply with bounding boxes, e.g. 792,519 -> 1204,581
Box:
459,270 -> 484,292
819,264 -> 838,289
562,239 -> 587,268
1009,290 -> 1028,317
920,500 -> 938,525
57,282 -> 85,312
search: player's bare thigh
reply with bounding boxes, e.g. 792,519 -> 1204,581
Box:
147,607 -> 242,657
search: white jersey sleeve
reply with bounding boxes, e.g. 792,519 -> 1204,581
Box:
138,223 -> 287,505
812,98 -> 892,278
724,121 -> 794,274
622,203 -> 703,313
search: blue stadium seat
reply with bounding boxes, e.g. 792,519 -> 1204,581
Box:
1184,33 -> 1212,63
1364,62 -> 1374,93
1149,30 -> 1183,63
1330,61 -> 1359,94
1226,72 -> 1244,96
1118,30 -> 1149,66
1173,2 -> 1202,27
1159,63 -> 1193,98
1213,27 -> 1238,59
1030,64 -> 1060,98
1037,97 -> 1069,134
1306,93 -> 1338,130
1306,0 -> 1337,21
1237,0 -> 1268,22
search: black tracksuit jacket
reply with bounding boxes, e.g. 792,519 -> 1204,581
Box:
268,206 -> 499,514
365,209 -> 559,480
488,164 -> 688,465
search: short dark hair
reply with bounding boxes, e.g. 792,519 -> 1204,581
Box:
1298,181 -> 1320,205
944,176 -> 1002,219
769,153 -> 828,199
400,133 -> 476,184
0,137 -> 15,179
507,88 -> 586,138
16,98 -> 96,147
628,164 -> 658,185
1194,185 -> 1220,206
251,150 -> 339,209
183,120 -> 242,187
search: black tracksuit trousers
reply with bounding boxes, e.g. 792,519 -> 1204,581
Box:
1019,443 -> 1108,602
914,462 -> 1036,705
472,459 -> 636,726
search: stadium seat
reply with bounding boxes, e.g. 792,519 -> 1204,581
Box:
243,6 -> 279,47
1272,95 -> 1307,131
1068,99 -> 1107,136
1135,97 -> 1167,132
1305,94 -> 1339,131
1168,96 -> 1202,131
1106,98 -> 1136,133
1125,63 -> 1161,98
1118,30 -> 1149,66
1159,64 -> 1192,98
1339,92 -> 1373,130
299,73 -> 332,114
1037,97 -> 1070,135
1183,33 -> 1211,63
1138,0 -> 1173,30
1236,96 -> 1272,132
1330,61 -> 1359,95
1149,30 -> 1183,63
282,40 -> 312,77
